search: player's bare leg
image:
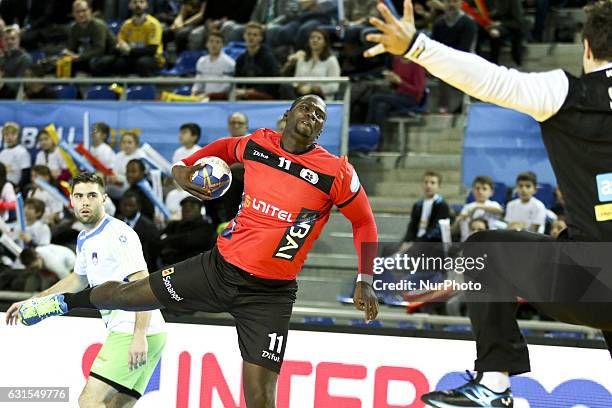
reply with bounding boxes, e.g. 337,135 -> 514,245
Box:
106,392 -> 138,408
79,376 -> 118,408
243,361 -> 278,408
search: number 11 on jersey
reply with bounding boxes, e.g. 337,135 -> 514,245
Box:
278,157 -> 291,170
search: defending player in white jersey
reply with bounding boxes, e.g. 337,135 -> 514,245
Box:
6,172 -> 166,408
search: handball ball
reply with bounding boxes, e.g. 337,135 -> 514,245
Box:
191,156 -> 232,199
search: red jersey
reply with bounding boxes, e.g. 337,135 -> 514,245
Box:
181,129 -> 377,281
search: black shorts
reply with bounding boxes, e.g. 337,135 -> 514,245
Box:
149,246 -> 297,373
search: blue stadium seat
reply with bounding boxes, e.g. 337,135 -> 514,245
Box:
107,20 -> 123,35
442,324 -> 472,332
303,316 -> 336,325
349,319 -> 382,328
161,50 -> 206,76
545,331 -> 586,339
348,124 -> 380,152
53,84 -> 78,99
534,183 -> 555,208
390,87 -> 430,115
126,85 -> 156,100
29,51 -> 45,63
173,85 -> 193,96
85,85 -> 118,100
398,322 -> 432,330
222,41 -> 247,60
466,181 -> 507,205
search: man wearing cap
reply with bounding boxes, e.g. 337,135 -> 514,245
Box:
0,121 -> 31,188
157,196 -> 216,265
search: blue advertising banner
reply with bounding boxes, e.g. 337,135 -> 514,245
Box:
0,101 -> 344,161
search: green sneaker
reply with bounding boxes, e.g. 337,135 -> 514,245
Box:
18,294 -> 68,326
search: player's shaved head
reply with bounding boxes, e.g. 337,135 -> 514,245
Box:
282,95 -> 327,153
289,94 -> 326,112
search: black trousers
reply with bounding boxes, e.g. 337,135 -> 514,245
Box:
464,230 -> 612,374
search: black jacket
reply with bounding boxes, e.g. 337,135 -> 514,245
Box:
403,195 -> 450,242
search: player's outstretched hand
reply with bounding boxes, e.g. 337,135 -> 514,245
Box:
364,0 -> 417,58
128,335 -> 148,371
172,163 -> 213,201
5,300 -> 26,325
353,281 -> 379,322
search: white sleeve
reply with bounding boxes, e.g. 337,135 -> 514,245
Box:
192,58 -> 205,94
112,225 -> 148,278
20,148 -> 32,168
34,223 -> 51,246
534,201 -> 547,225
34,151 -> 44,166
504,201 -> 515,222
404,33 -> 569,122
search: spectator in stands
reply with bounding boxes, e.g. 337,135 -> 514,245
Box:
90,122 -> 116,169
453,175 -> 504,241
171,123 -> 202,164
23,65 -> 57,100
164,182 -> 190,220
281,28 -> 341,100
234,22 -> 280,100
342,0 -> 379,45
413,0 -> 446,29
0,162 -> 16,220
34,130 -> 67,180
125,158 -> 155,221
365,56 -> 426,134
164,0 -> 205,54
0,66 -> 17,99
0,25 -> 32,94
108,131 -> 142,199
20,244 -> 76,280
157,195 -> 216,265
398,171 -> 450,253
63,0 -> 116,76
477,0 -> 525,66
28,165 -> 64,225
0,18 -> 5,52
191,31 -> 235,100
107,0 -> 166,77
0,121 -> 31,189
19,197 -> 52,247
505,171 -> 547,233
551,186 -> 565,217
289,0 -> 338,50
549,218 -> 567,239
1,250 -> 58,292
468,217 -> 489,237
119,190 -> 160,272
227,112 -> 249,137
432,0 -> 478,113
187,0 -> 257,49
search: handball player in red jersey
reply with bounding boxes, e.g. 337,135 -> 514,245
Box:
14,94 -> 380,408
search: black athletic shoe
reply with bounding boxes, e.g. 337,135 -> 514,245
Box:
421,372 -> 513,407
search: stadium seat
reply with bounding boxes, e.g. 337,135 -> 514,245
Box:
349,319 -> 382,328
53,84 -> 78,99
222,41 -> 247,60
107,20 -> 123,35
126,85 -> 156,100
85,85 -> 118,100
348,124 -> 380,152
173,85 -> 193,96
29,51 -> 45,63
303,316 -> 336,325
161,50 -> 206,76
534,182 -> 555,208
391,87 -> 430,116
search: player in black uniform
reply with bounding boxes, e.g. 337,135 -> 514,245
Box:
365,1 -> 612,406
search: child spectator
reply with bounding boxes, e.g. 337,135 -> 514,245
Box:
281,28 -> 341,100
453,175 -> 504,241
191,31 -> 235,100
20,197 -> 51,247
34,130 -> 68,180
468,217 -> 489,237
171,123 -> 202,164
20,244 -> 76,280
28,165 -> 64,225
90,122 -> 116,169
125,159 -> 156,221
550,218 -> 567,239
108,131 -> 142,198
0,121 -> 31,189
0,162 -> 16,220
398,171 -> 450,253
505,171 -> 547,233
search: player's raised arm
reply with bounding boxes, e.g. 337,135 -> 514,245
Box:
365,0 -> 568,122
